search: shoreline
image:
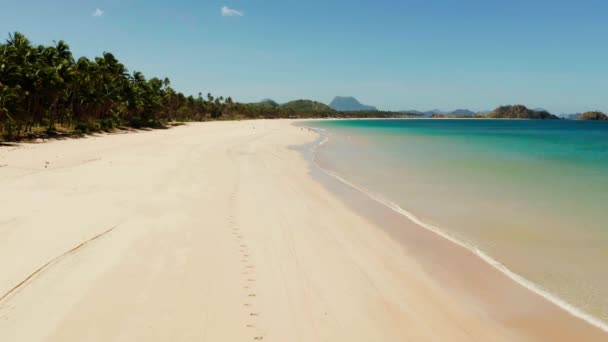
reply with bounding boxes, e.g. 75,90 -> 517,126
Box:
299,121 -> 608,339
0,119 -> 605,341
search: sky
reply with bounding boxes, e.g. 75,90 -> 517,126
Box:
1,0 -> 607,113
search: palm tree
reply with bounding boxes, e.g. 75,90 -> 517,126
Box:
2,31 -> 301,141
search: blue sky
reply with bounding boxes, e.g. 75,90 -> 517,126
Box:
1,0 -> 607,113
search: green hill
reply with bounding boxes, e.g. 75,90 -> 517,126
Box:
578,111 -> 608,120
280,100 -> 335,113
485,105 -> 559,119
250,99 -> 279,108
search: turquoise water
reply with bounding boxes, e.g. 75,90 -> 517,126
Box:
308,119 -> 608,326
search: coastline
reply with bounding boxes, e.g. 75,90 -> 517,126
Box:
0,119 -> 605,341
300,120 -> 608,339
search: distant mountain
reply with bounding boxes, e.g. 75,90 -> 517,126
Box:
578,111 -> 608,120
252,99 -> 279,107
329,96 -> 377,111
449,109 -> 476,117
260,98 -> 278,105
562,113 -> 582,120
401,106 -> 561,119
486,105 -> 559,120
423,109 -> 444,115
281,99 -> 334,112
400,109 -> 479,117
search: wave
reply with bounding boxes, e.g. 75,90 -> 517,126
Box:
309,132 -> 608,333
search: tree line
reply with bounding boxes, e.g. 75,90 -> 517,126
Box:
0,32 -> 409,141
4,32 -> 603,141
0,32 -> 414,140
0,32 -> 244,140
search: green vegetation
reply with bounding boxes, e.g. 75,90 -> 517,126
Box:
3,32 -> 589,142
485,105 -> 559,120
252,99 -> 279,108
578,111 -> 608,120
280,99 -> 333,113
0,32 -> 237,140
0,32 -> 407,141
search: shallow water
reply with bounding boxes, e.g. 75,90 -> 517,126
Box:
306,119 -> 608,325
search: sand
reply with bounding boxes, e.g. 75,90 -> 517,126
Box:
0,120 -> 605,341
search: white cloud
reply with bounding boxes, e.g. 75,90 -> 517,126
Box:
221,6 -> 243,17
93,8 -> 104,17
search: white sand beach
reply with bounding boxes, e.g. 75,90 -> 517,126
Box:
0,120 -> 605,341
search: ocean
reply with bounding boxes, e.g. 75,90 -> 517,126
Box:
306,119 -> 608,328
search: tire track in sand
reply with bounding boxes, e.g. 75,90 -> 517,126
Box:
0,225 -> 118,304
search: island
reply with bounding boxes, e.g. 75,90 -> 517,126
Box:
578,111 -> 608,120
485,105 -> 559,119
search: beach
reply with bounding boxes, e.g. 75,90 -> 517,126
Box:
0,120 -> 605,341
